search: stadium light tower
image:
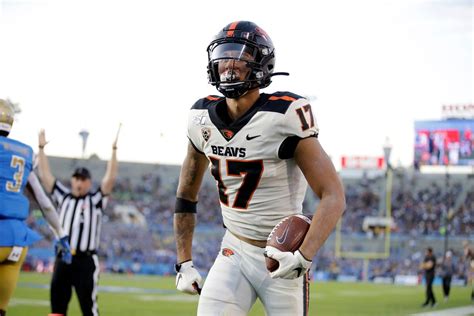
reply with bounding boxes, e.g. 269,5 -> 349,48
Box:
383,137 -> 392,170
443,171 -> 452,255
381,137 -> 393,219
79,129 -> 90,159
382,138 -> 393,261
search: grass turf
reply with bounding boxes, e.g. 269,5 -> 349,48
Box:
6,272 -> 473,315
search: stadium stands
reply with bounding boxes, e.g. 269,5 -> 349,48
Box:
25,156 -> 474,285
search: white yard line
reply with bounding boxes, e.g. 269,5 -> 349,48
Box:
9,298 -> 49,306
410,306 -> 474,316
137,294 -> 199,302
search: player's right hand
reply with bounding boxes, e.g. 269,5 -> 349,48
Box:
55,236 -> 72,264
38,129 -> 48,148
264,247 -> 312,279
175,260 -> 203,295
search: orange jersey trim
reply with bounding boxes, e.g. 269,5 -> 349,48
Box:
269,95 -> 297,102
206,96 -> 221,101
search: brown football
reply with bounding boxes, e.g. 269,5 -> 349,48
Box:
265,214 -> 312,272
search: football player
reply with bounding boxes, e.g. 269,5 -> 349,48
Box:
0,99 -> 71,316
173,21 -> 346,315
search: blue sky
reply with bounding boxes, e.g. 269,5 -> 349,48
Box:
0,0 -> 472,168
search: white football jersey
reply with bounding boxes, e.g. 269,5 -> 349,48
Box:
187,92 -> 319,240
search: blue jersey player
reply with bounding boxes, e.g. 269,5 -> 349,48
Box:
0,99 -> 71,316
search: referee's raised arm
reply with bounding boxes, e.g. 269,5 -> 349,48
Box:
101,135 -> 119,195
37,129 -> 56,193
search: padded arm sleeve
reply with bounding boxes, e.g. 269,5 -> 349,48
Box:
28,172 -> 66,238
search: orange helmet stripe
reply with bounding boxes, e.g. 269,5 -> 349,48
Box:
226,21 -> 239,37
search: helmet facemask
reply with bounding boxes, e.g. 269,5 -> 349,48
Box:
207,39 -> 275,99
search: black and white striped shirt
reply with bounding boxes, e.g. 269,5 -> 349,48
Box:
52,180 -> 108,254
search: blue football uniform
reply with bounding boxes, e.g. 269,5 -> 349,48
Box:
0,136 -> 41,247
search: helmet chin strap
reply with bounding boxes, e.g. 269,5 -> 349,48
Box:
227,89 -> 249,99
218,81 -> 250,99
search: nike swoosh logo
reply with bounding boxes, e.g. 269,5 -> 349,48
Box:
276,220 -> 292,244
294,267 -> 303,277
246,134 -> 261,141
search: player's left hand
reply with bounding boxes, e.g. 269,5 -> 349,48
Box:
55,236 -> 72,264
264,246 -> 312,279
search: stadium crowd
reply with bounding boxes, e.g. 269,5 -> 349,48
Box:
24,167 -> 474,283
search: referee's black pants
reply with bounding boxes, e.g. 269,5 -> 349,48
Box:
50,253 -> 99,316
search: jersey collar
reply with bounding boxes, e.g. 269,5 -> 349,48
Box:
208,93 -> 269,141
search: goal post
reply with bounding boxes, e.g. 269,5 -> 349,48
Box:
335,167 -> 394,260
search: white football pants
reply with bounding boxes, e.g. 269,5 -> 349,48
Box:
197,230 -> 310,316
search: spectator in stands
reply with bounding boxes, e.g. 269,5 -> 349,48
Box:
23,155 -> 474,282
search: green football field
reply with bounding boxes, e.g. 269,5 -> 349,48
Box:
6,272 -> 473,315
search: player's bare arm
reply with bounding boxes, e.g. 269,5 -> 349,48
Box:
37,129 -> 56,193
101,123 -> 120,195
101,142 -> 118,195
294,137 -> 346,260
421,261 -> 434,270
174,142 -> 209,263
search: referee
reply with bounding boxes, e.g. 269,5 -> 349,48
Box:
37,129 -> 118,316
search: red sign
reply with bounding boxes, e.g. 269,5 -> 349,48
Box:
341,156 -> 384,169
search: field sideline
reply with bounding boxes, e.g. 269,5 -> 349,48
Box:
7,272 -> 473,316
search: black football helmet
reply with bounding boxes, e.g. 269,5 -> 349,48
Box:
207,21 -> 286,99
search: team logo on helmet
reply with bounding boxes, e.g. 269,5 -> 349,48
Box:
201,127 -> 211,142
255,26 -> 269,41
